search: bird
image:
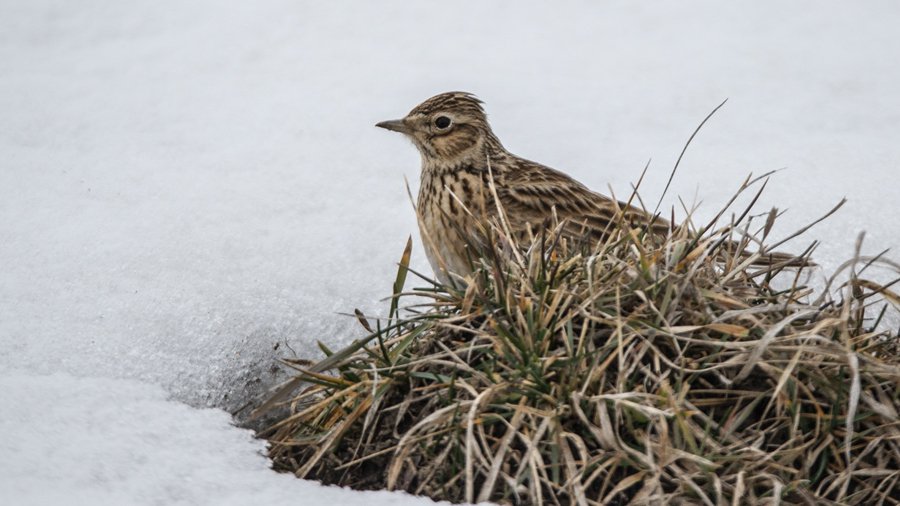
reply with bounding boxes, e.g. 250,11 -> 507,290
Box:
376,92 -> 795,282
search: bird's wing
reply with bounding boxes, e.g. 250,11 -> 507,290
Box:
492,157 -> 670,240
484,157 -> 811,266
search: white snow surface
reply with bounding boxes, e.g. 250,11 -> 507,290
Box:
1,1 -> 898,504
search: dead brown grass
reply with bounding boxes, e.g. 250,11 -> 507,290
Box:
257,175 -> 900,506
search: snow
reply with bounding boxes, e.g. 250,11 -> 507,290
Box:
0,371 -> 442,506
1,1 -> 898,504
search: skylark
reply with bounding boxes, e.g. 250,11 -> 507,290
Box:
377,91 -> 675,281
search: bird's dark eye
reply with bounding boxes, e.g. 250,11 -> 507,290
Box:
434,116 -> 451,129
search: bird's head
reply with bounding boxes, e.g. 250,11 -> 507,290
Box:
376,92 -> 502,169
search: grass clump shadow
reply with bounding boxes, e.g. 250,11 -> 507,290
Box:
256,175 -> 900,505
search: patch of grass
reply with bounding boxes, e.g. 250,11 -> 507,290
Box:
258,180 -> 900,505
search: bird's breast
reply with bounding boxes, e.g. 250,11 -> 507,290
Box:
417,171 -> 488,280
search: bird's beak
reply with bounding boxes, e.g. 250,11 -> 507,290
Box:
375,119 -> 412,134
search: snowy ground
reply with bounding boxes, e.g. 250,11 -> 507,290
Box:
2,1 -> 898,504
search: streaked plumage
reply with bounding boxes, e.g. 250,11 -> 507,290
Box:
377,92 -> 670,280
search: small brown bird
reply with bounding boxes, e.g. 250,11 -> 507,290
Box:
377,91 -> 673,281
376,92 -> 672,281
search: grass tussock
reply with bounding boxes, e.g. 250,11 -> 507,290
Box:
259,175 -> 900,506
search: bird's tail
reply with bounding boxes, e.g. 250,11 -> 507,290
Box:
718,239 -> 816,268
